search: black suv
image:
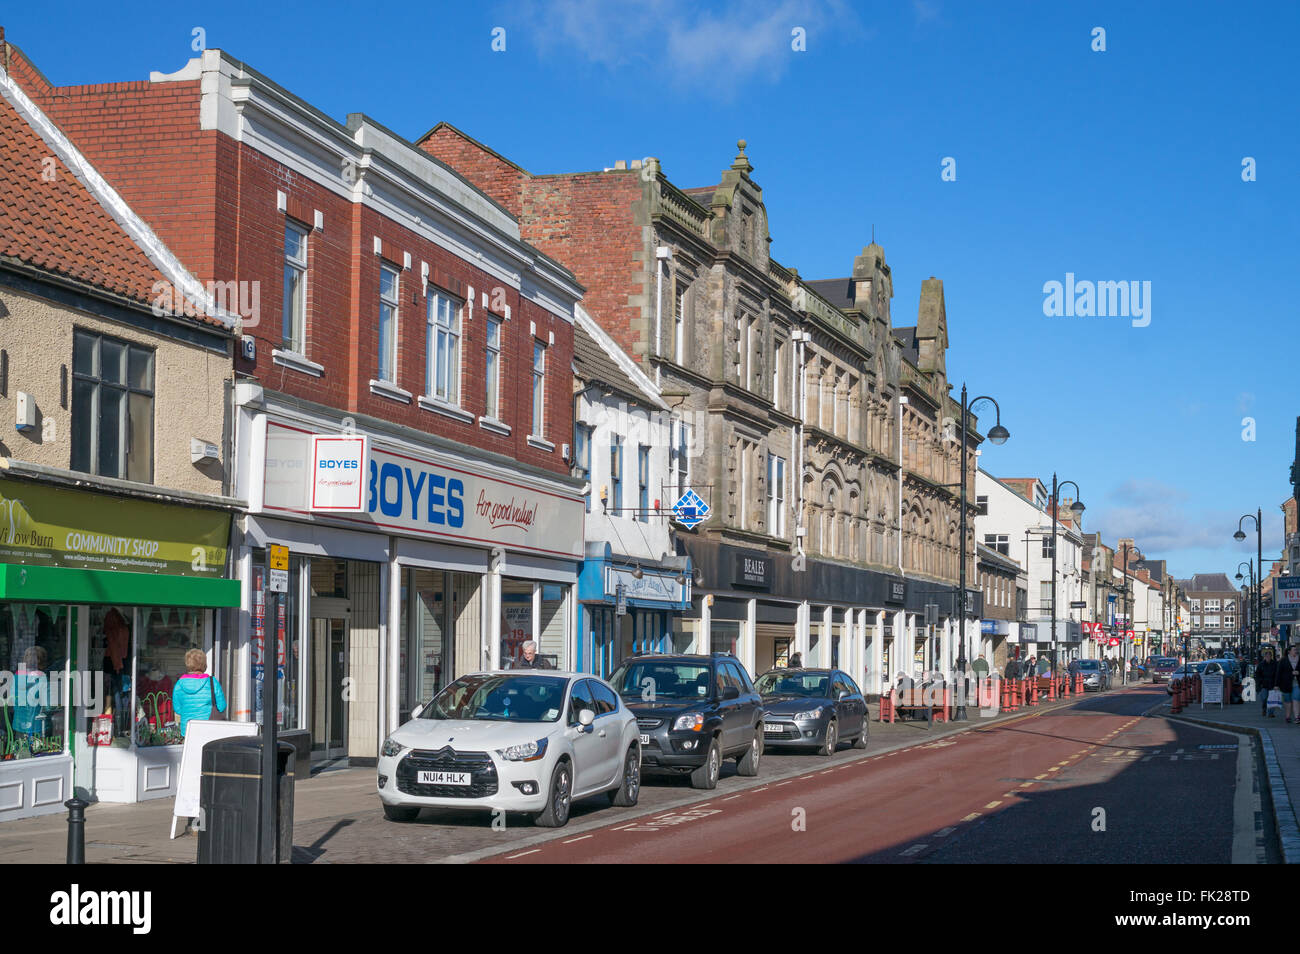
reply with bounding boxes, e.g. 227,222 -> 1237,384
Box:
607,653 -> 764,790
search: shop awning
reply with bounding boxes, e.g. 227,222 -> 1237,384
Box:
0,564 -> 240,608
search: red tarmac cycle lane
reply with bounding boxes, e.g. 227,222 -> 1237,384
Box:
481,692 -> 1174,864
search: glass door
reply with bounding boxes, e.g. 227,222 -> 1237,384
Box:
310,616 -> 348,759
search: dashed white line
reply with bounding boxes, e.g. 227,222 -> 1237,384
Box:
985,800 -> 1002,809
935,826 -> 956,837
562,834 -> 593,844
900,844 -> 927,856
506,849 -> 540,859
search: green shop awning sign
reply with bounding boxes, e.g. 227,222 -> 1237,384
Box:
0,477 -> 229,579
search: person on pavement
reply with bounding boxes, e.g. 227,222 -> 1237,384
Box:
1256,646 -> 1279,717
173,649 -> 227,736
1004,655 -> 1020,680
511,640 -> 553,670
1278,644 -> 1300,723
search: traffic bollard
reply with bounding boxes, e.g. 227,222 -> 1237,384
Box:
65,797 -> 88,864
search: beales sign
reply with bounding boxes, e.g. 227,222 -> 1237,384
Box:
263,420 -> 583,559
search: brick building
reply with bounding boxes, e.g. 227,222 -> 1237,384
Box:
6,40 -> 587,766
420,128 -> 984,691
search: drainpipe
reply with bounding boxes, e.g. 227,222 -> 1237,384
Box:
898,395 -> 908,574
794,329 -> 807,552
654,246 -> 672,387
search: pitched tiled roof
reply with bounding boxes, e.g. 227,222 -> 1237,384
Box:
573,323 -> 645,402
0,62 -> 230,328
806,278 -> 855,311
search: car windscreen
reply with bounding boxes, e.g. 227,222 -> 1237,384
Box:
421,674 -> 567,723
1075,660 -> 1100,671
610,662 -> 711,701
755,671 -> 832,697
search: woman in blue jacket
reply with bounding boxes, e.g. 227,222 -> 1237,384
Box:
172,649 -> 227,735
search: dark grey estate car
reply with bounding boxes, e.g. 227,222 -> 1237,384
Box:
754,668 -> 868,755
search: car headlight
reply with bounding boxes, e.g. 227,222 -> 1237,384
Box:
673,713 -> 704,732
381,738 -> 405,758
793,707 -> 825,722
497,738 -> 549,762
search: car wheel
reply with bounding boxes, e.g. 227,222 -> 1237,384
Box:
820,720 -> 838,757
736,730 -> 762,777
533,761 -> 572,828
608,745 -> 641,807
852,725 -> 868,749
690,737 -> 721,790
382,803 -> 419,823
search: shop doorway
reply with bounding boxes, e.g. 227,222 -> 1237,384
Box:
309,615 -> 348,761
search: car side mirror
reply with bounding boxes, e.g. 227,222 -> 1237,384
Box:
411,704 -> 424,720
721,686 -> 740,701
577,708 -> 595,728
837,691 -> 849,701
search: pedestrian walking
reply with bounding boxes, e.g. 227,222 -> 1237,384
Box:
511,640 -> 553,669
1256,646 -> 1279,717
172,649 -> 228,736
1003,656 -> 1019,680
1278,644 -> 1300,724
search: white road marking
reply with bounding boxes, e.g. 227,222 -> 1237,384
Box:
985,801 -> 1002,809
506,849 -> 540,859
900,844 -> 927,856
935,826 -> 956,837
563,834 -> 593,844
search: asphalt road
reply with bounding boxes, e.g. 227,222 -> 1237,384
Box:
478,688 -> 1246,864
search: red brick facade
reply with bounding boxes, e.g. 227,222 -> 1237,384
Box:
420,125 -> 650,367
5,44 -> 575,476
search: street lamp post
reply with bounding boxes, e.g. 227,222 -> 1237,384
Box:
955,384 -> 1009,720
1119,541 -> 1141,684
1235,510 -> 1263,659
1236,560 -> 1254,656
1049,474 -> 1086,678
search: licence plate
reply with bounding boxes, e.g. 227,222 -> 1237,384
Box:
639,734 -> 650,746
763,723 -> 785,734
418,770 -> 469,786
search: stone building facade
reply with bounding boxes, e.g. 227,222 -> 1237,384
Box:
420,129 -> 983,691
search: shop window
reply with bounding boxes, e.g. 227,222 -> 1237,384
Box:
250,554 -> 300,730
401,568 -> 451,719
1,604 -> 68,759
134,606 -> 209,746
89,605 -> 133,747
711,620 -> 741,657
71,329 -> 154,483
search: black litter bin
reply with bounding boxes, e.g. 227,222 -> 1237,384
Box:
197,737 -> 295,864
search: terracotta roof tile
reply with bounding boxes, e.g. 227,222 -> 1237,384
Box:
0,72 -> 224,328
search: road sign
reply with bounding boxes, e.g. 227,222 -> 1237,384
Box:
268,544 -> 289,593
672,489 -> 709,530
615,583 -> 627,617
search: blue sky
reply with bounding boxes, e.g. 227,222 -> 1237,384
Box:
7,0 -> 1298,580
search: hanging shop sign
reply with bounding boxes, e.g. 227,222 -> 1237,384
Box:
310,435 -> 368,512
262,419 -> 583,559
0,478 -> 228,577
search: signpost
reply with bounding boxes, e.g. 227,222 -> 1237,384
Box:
260,544 -> 287,862
671,490 -> 709,530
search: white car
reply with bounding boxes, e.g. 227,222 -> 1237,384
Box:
377,671 -> 641,827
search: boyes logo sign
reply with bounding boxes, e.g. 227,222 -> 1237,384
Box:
270,422 -> 582,558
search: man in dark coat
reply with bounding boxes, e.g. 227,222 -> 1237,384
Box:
1256,646 -> 1279,717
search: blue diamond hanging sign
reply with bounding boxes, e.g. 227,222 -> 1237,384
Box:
671,489 -> 709,530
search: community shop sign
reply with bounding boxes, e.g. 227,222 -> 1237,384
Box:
0,479 -> 228,576
263,420 -> 583,559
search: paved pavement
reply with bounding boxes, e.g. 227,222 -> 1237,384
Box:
0,682 -> 1179,864
1153,688 -> 1300,863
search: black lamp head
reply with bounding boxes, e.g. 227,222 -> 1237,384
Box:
1233,530 -> 1247,542
987,423 -> 1010,445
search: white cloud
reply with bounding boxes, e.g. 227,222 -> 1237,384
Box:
512,0 -> 862,95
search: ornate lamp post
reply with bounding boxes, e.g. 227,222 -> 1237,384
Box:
1234,510 -> 1263,659
1049,475 -> 1086,676
1236,561 -> 1255,656
953,385 -> 1009,720
1118,540 -> 1141,683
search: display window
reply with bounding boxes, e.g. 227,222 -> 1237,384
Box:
499,579 -> 569,670
1,603 -> 69,760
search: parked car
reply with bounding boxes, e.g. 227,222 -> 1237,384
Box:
1150,657 -> 1179,684
754,667 -> 868,755
608,653 -> 764,790
376,671 -> 641,828
1074,658 -> 1110,691
1167,661 -> 1208,695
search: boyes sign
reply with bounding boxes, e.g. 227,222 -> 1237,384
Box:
267,423 -> 583,559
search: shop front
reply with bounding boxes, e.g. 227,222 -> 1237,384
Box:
237,395 -> 585,767
0,477 -> 237,821
576,545 -> 691,679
